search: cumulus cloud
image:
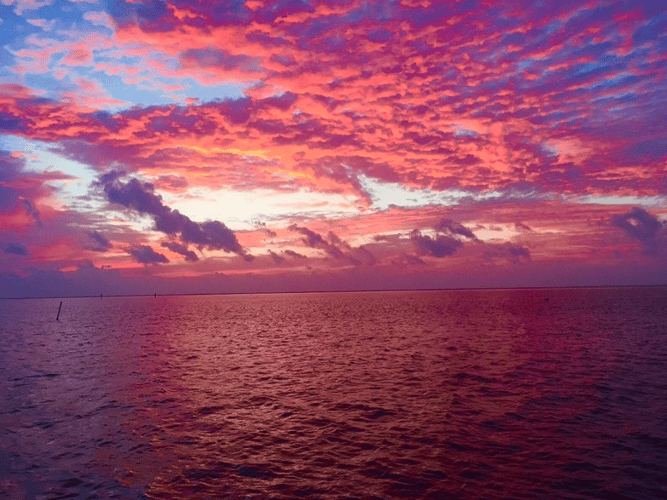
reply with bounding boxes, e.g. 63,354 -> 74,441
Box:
0,157 -> 25,210
433,219 -> 477,240
611,207 -> 667,256
86,231 -> 112,252
20,198 -> 42,226
253,219 -> 277,238
3,0 -> 667,293
128,245 -> 169,264
0,150 -> 68,230
268,250 -> 285,264
289,224 -> 346,260
515,222 -> 533,232
391,252 -> 426,268
5,242 -> 28,255
410,229 -> 463,258
96,171 -> 252,260
288,224 -> 375,266
412,219 -> 530,263
161,240 -> 198,262
283,249 -> 307,259
482,243 -> 531,263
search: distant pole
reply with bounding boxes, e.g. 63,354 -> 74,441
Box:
56,301 -> 63,321
154,293 -> 156,298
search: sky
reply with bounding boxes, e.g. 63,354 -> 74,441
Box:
0,0 -> 666,297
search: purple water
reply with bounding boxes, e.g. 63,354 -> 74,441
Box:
1,288 -> 666,499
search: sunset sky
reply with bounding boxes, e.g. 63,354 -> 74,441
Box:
1,0 -> 666,297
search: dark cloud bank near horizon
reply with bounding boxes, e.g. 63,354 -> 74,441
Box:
96,171 -> 253,262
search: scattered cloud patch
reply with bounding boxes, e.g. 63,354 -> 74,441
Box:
253,219 -> 277,238
515,222 -> 533,232
410,230 -> 463,258
268,250 -> 285,264
160,240 -> 198,261
128,245 -> 169,264
96,171 -> 252,260
482,243 -> 531,263
82,10 -> 114,29
26,18 -> 56,31
5,242 -> 28,255
21,198 -> 42,226
433,219 -> 477,240
86,231 -> 112,252
5,0 -> 53,15
288,224 -> 375,266
611,207 -> 667,256
391,252 -> 427,267
283,249 -> 307,260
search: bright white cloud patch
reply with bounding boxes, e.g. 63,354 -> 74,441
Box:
359,175 -> 468,211
167,187 -> 362,231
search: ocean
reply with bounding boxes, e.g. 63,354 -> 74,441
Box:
1,288 -> 666,499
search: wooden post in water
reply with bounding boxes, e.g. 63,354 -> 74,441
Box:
56,301 -> 63,321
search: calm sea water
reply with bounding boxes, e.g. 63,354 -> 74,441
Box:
1,288 -> 666,500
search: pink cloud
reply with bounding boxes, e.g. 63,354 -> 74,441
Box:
3,0 -> 52,15
83,10 -> 115,29
62,47 -> 93,66
25,18 -> 56,31
1,0 -> 667,293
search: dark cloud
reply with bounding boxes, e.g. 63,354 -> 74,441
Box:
284,249 -> 307,259
289,224 -> 345,260
352,245 -> 377,266
0,111 -> 26,133
482,243 -> 531,263
0,264 -> 126,299
391,252 -> 427,268
5,242 -> 28,255
611,207 -> 667,256
327,229 -> 376,265
97,171 -> 251,260
21,198 -> 42,227
410,230 -> 463,258
515,222 -> 533,232
161,241 -> 198,261
253,219 -> 277,238
86,231 -> 112,252
433,218 -> 477,239
268,250 -> 285,264
128,245 -> 169,264
507,245 -> 531,261
0,151 -> 65,215
288,224 -> 375,266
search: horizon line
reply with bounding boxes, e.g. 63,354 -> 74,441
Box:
2,283 -> 666,300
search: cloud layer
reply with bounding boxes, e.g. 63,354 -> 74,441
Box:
0,0 -> 666,296
97,171 -> 251,260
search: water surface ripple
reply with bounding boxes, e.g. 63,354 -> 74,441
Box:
1,288 -> 667,499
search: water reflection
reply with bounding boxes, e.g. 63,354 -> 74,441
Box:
1,289 -> 667,499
